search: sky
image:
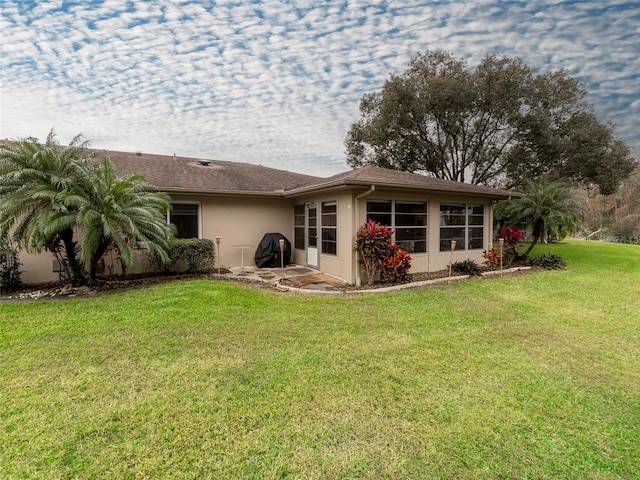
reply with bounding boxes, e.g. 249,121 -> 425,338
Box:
1,0 -> 638,178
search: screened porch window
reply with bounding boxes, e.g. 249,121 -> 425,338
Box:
366,200 -> 427,253
439,204 -> 484,251
294,205 -> 305,250
321,202 -> 337,255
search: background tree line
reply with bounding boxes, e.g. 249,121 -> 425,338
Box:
580,161 -> 640,243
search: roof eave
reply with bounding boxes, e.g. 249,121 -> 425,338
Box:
285,178 -> 520,200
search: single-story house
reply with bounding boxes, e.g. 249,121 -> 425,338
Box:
17,150 -> 519,285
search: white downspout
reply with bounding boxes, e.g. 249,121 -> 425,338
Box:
354,185 -> 376,286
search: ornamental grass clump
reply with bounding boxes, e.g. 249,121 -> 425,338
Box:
356,220 -> 412,285
530,253 -> 567,270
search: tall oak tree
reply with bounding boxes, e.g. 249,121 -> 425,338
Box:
345,51 -> 634,194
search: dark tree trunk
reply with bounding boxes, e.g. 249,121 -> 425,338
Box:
88,240 -> 110,286
59,228 -> 85,286
523,219 -> 545,258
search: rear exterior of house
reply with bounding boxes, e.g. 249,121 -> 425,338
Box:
15,150 -> 517,286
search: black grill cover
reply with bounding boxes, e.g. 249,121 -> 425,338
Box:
255,233 -> 292,268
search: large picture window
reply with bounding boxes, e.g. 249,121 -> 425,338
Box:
439,204 -> 484,251
321,202 -> 337,255
294,205 -> 305,250
366,201 -> 427,253
169,203 -> 199,239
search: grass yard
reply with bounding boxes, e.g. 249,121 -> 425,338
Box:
1,239 -> 639,479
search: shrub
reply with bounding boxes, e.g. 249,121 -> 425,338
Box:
529,253 -> 567,270
356,220 -> 394,285
379,243 -> 412,282
497,226 -> 525,265
482,247 -> 502,269
452,259 -> 482,276
164,238 -> 216,273
0,237 -> 22,290
355,221 -> 413,284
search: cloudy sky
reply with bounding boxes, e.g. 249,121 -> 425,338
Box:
1,0 -> 638,177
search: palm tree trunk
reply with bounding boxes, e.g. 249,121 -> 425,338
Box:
523,219 -> 545,258
89,240 -> 110,286
60,228 -> 85,286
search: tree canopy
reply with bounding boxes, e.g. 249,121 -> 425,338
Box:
345,50 -> 635,194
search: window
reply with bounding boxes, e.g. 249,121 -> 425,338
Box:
170,203 -> 199,239
321,202 -> 337,255
394,202 -> 428,253
366,201 -> 392,226
366,201 -> 427,253
439,204 -> 484,251
294,205 -> 305,250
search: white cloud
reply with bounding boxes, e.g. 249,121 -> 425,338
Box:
1,0 -> 638,177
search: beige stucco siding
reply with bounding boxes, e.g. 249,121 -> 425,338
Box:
288,191 -> 354,281
15,242 -> 147,285
352,189 -> 495,281
15,194 -> 296,285
320,191 -> 354,282
17,250 -> 57,284
173,194 -> 294,269
14,187 -> 501,286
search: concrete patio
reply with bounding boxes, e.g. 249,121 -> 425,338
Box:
224,265 -> 348,292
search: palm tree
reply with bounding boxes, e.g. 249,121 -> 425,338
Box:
0,129 -> 92,284
498,177 -> 586,258
62,157 -> 175,285
2,129 -> 176,286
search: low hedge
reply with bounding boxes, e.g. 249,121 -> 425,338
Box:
164,238 -> 216,274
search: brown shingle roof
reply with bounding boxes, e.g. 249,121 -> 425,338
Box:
104,150 -> 322,195
101,150 -> 518,200
287,166 -> 519,199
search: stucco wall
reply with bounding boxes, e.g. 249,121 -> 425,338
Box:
13,189 -> 499,286
289,191 -> 355,282
16,250 -> 58,285
14,194 -> 297,285
180,194 -> 294,270
352,188 -> 495,282
285,188 -> 496,284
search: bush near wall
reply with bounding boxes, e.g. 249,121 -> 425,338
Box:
163,239 -> 216,274
0,237 -> 22,290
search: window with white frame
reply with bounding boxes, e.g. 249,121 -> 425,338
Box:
439,204 -> 484,251
321,202 -> 337,255
366,200 -> 427,253
169,203 -> 199,239
294,205 -> 305,250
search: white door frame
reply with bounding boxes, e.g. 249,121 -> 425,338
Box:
306,203 -> 319,268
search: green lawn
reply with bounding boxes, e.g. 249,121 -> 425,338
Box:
1,239 -> 639,479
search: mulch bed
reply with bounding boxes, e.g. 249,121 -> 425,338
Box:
0,273 -> 218,302
1,264 -> 534,302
